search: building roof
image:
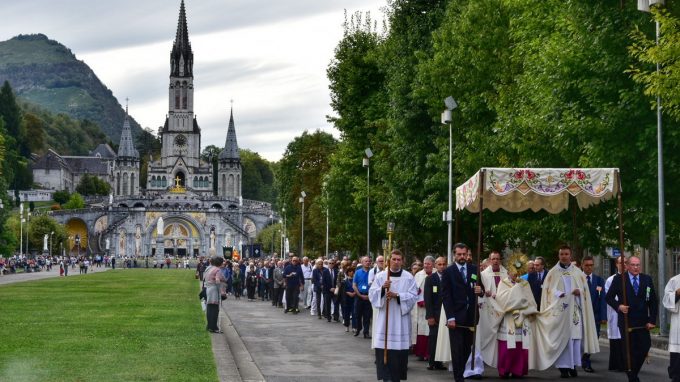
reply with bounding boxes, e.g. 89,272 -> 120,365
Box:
219,108 -> 240,161
31,149 -> 71,172
61,156 -> 109,175
90,143 -> 117,159
117,115 -> 139,159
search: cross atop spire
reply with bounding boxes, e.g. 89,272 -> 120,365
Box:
219,105 -> 240,161
125,97 -> 129,116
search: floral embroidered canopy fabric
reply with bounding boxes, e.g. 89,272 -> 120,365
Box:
455,168 -> 620,214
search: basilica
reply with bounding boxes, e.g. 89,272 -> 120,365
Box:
48,1 -> 273,259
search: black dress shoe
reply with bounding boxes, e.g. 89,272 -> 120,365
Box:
434,364 -> 447,370
568,368 -> 577,377
583,366 -> 594,373
427,365 -> 435,371
354,330 -> 361,337
468,375 -> 483,380
559,369 -> 569,378
364,333 -> 371,339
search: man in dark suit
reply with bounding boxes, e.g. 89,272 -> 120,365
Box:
442,243 -> 483,382
424,256 -> 447,371
581,255 -> 607,372
321,262 -> 334,322
328,259 -> 340,322
605,255 -> 658,382
527,256 -> 547,309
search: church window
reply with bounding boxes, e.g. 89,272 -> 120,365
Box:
162,176 -> 167,187
228,174 -> 234,198
123,173 -> 129,196
182,81 -> 188,109
130,173 -> 135,194
221,174 -> 226,197
237,174 -> 240,197
175,81 -> 181,109
116,174 -> 120,195
193,176 -> 198,188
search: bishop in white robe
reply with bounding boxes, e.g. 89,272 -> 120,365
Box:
664,273 -> 680,382
369,250 -> 418,382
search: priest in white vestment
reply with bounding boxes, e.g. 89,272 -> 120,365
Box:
664,273 -> 680,382
369,250 -> 418,382
535,246 -> 599,377
412,256 -> 434,360
476,252 -> 507,371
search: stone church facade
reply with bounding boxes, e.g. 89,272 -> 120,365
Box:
50,1 -> 273,259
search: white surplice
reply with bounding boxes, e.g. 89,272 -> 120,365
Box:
663,274 -> 680,353
411,269 -> 430,345
604,274 -> 620,340
369,269 -> 419,350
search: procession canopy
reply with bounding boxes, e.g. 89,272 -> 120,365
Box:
455,168 -> 620,214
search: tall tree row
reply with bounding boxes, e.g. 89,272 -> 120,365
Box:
276,0 -> 680,261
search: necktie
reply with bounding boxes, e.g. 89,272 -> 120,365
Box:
633,276 -> 639,295
538,272 -> 542,282
587,275 -> 592,289
461,265 -> 466,281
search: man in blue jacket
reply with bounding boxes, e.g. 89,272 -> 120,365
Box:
605,256 -> 657,382
283,256 -> 304,314
581,255 -> 607,373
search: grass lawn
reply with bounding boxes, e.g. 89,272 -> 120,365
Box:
0,269 -> 217,381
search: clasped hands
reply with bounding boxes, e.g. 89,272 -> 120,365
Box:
383,280 -> 398,299
558,288 -> 580,298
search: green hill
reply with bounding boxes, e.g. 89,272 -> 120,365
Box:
0,34 -> 143,142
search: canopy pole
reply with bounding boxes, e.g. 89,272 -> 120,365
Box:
617,172 -> 631,372
471,169 -> 484,370
455,209 -> 460,244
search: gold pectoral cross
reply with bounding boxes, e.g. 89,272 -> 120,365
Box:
175,176 -> 181,186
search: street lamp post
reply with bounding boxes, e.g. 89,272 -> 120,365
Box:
269,213 -> 274,256
282,207 -> 287,259
26,211 -> 31,258
19,202 -> 23,257
323,181 -> 329,258
639,0 -> 667,335
75,234 -> 81,260
363,148 -> 373,259
299,191 -> 306,258
50,231 -> 54,257
442,96 -> 458,265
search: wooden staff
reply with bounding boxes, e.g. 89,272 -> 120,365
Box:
471,169 -> 485,370
383,228 -> 394,365
616,171 -> 632,372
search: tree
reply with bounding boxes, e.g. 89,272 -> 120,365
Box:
76,174 -> 110,196
255,222 -> 283,256
27,215 -> 67,257
63,193 -> 85,210
201,145 -> 222,195
53,190 -> 70,205
276,130 -> 337,258
241,149 -> 276,205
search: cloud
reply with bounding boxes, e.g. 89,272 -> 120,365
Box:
0,0 -> 386,161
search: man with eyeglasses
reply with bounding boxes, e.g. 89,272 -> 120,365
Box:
606,256 -> 657,382
581,255 -> 607,373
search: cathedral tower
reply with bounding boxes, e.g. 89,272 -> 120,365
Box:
114,105 -> 140,196
218,107 -> 241,199
160,0 -> 201,179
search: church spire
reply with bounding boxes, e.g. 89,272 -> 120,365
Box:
118,102 -> 139,159
170,0 -> 193,77
219,105 -> 240,161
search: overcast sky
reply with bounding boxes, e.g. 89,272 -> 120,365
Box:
0,0 -> 387,161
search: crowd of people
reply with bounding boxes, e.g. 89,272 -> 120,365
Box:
200,242 -> 679,382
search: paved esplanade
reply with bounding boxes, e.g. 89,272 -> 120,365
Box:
0,266 -> 108,286
222,297 -> 666,382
